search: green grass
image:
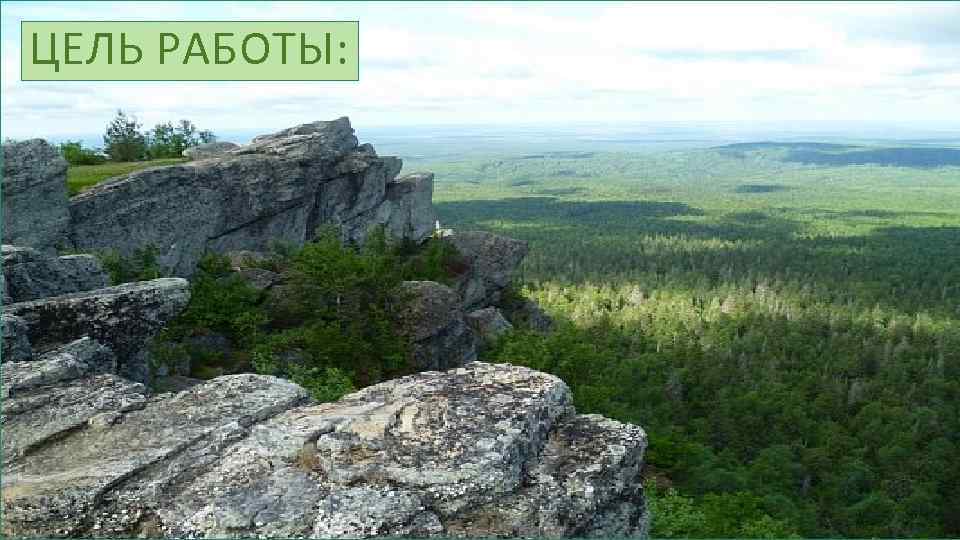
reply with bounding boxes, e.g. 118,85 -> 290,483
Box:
66,158 -> 187,196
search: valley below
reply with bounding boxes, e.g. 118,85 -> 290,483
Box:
421,136 -> 960,537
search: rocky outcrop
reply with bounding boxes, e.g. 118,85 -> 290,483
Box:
2,245 -> 109,302
446,231 -> 529,310
1,361 -> 648,538
395,280 -> 477,370
1,371 -> 310,538
68,118 -> 437,276
1,118 -> 642,538
182,141 -> 238,160
2,278 -> 190,383
1,139 -> 70,252
466,306 -> 514,346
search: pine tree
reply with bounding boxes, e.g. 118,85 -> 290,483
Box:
103,110 -> 145,162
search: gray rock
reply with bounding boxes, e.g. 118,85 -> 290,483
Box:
155,362 -> 648,538
319,145 -> 400,242
395,281 -> 477,371
1,139 -> 70,252
446,230 -> 529,310
69,118 -> 435,276
313,487 -> 442,538
1,338 -> 139,466
466,306 -> 514,345
1,374 -> 311,538
236,117 -> 359,161
182,141 -> 238,160
446,413 -> 649,537
354,172 -> 438,244
2,278 -> 190,383
2,314 -> 32,363
2,245 -> 109,302
1,361 -> 647,539
1,338 -> 115,398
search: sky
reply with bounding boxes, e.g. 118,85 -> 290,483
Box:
2,1 -> 959,140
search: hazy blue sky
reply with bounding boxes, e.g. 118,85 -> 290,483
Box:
2,1 -> 958,139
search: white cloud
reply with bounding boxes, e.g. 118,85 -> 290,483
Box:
2,1 -> 958,139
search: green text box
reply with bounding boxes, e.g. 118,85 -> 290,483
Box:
21,21 -> 359,81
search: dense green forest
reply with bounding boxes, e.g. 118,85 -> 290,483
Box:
422,145 -> 960,537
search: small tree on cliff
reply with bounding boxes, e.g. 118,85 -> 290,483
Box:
103,110 -> 146,162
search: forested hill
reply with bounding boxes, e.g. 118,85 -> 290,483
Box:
715,141 -> 960,167
426,145 -> 960,538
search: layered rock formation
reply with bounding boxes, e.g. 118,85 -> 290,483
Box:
4,278 -> 190,383
0,118 -> 643,538
2,118 -> 436,277
2,356 -> 648,538
1,139 -> 70,252
2,239 -> 189,383
3,245 -> 109,302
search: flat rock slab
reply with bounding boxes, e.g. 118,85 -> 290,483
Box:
1,359 -> 647,538
154,362 -> 647,538
1,374 -> 310,538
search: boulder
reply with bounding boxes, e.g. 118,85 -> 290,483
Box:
1,139 -> 70,252
2,278 -> 190,383
466,306 -> 514,345
1,359 -> 648,539
69,118 -> 436,276
182,141 -> 238,160
395,280 -> 477,371
446,230 -> 528,310
2,245 -> 109,302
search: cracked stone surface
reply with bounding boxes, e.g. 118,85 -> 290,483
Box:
66,118 -> 437,276
1,361 -> 648,538
2,278 -> 190,383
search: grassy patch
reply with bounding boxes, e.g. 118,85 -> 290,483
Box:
67,158 -> 187,196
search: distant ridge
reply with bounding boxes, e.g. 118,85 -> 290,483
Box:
715,141 -> 960,168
